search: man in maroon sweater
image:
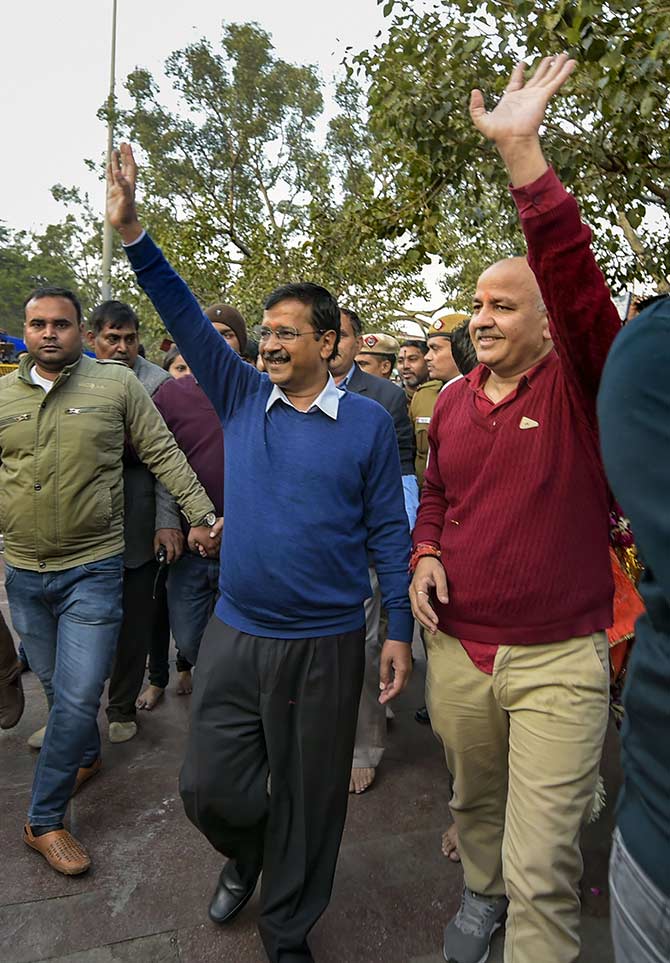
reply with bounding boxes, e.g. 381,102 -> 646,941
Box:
153,371 -> 224,675
410,56 -> 620,963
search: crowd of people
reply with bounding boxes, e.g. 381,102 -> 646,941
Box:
0,52 -> 668,963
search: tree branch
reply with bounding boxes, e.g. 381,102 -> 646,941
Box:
617,209 -> 670,291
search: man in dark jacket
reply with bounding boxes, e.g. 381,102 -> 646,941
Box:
598,295 -> 670,963
330,307 -> 418,793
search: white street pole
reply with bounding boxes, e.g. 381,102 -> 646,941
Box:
101,0 -> 118,301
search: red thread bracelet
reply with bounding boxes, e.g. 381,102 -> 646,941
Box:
409,542 -> 441,574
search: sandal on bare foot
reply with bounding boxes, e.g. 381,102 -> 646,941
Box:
441,823 -> 461,862
135,685 -> 165,711
349,766 -> 376,794
176,670 -> 192,695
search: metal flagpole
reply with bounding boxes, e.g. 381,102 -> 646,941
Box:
101,0 -> 118,301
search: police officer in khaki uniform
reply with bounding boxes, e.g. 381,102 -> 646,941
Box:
398,339 -> 430,405
354,332 -> 400,379
410,314 -> 469,488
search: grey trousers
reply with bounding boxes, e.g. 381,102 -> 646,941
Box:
610,826 -> 670,963
352,567 -> 386,769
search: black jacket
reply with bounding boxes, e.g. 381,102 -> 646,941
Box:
346,364 -> 415,475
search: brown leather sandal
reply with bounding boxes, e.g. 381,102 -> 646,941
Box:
23,824 -> 91,875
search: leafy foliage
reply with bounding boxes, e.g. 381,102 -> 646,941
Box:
108,22 -> 428,339
351,0 -> 670,296
2,22 -> 431,354
0,222 -> 89,337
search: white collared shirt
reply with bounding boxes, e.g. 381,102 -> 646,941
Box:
265,373 -> 341,420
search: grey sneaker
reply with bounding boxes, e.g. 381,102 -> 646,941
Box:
443,887 -> 508,963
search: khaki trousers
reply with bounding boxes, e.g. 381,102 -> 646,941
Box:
426,631 -> 609,963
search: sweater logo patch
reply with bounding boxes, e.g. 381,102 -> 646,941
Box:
416,417 -> 431,424
519,416 -> 540,430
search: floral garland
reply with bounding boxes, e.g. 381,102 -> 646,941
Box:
608,510 -> 645,729
609,511 -> 644,586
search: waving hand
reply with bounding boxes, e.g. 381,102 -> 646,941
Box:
106,143 -> 143,244
469,54 -> 577,186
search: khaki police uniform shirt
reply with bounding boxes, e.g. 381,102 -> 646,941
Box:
409,379 -> 443,488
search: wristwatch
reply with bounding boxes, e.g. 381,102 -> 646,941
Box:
199,512 -> 217,528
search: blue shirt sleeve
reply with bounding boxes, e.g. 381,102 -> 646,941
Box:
124,233 -> 262,425
364,415 -> 414,643
402,474 -> 419,531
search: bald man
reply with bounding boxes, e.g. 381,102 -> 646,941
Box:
410,56 -> 620,963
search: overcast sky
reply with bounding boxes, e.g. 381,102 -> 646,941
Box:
1,0 -> 387,234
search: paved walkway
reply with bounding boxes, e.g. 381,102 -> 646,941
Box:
0,576 -> 619,962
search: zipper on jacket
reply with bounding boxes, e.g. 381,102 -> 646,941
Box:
64,406 -> 111,415
0,412 -> 32,427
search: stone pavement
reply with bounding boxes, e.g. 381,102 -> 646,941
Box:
0,577 -> 619,963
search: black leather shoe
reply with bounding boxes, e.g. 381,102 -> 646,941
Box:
414,705 -> 431,725
208,862 -> 259,925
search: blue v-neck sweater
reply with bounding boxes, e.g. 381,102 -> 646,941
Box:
126,234 -> 413,642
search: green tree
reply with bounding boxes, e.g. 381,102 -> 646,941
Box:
101,21 -> 428,334
352,0 -> 670,297
0,223 -> 86,337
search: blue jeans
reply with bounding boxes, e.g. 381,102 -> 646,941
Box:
610,826 -> 670,963
166,552 -> 219,667
4,555 -> 123,828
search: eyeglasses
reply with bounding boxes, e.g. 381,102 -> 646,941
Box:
258,326 -> 324,344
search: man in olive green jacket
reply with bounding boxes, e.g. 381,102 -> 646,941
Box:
0,284 -> 218,877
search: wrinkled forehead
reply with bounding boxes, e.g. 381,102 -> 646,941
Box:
98,321 -> 138,337
475,258 -> 541,301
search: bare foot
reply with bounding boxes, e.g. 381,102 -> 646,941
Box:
176,670 -> 192,695
349,767 -> 376,794
441,823 -> 461,862
135,685 -> 165,710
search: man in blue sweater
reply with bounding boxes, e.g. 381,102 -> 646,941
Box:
107,143 -> 413,963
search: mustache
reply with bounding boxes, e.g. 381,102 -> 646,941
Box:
263,350 -> 291,363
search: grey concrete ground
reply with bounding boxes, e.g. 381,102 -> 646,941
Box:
0,572 -> 619,963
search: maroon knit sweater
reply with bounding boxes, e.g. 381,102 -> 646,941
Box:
413,168 -> 620,645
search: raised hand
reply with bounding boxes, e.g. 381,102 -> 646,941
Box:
469,53 -> 577,186
470,54 -> 576,144
106,142 -> 143,243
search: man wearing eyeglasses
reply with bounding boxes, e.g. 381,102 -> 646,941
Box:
107,143 -> 413,963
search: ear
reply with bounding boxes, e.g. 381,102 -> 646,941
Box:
85,329 -> 96,348
382,358 -> 392,377
541,314 -> 552,342
320,329 -> 337,360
